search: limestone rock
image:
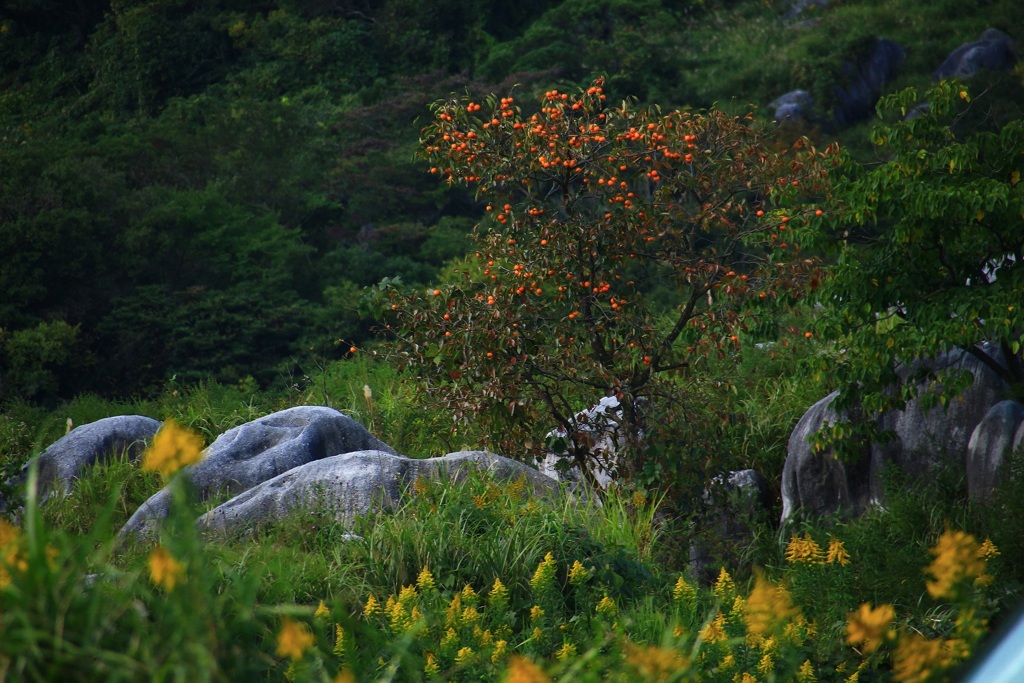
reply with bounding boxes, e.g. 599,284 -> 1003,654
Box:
781,390 -> 875,522
770,90 -> 814,122
198,450 -> 560,536
29,415 -> 161,497
782,345 -> 1008,522
832,38 -> 905,128
967,400 -> 1024,502
934,29 -> 1017,81
539,396 -> 631,489
119,406 -> 395,538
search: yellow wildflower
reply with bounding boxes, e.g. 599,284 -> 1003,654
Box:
417,566 -> 437,592
827,537 -> 851,566
441,627 -> 458,649
892,634 -> 957,683
745,573 -> 799,637
568,560 -> 590,586
700,612 -> 727,644
148,546 -> 185,591
530,627 -> 543,641
720,653 -> 735,670
413,476 -> 430,496
672,575 -> 697,608
797,659 -> 817,682
492,639 -> 508,664
474,627 -> 494,646
785,533 -> 825,564
314,599 -> 331,620
555,642 -> 577,661
757,652 -> 773,676
387,599 -> 410,633
141,419 -> 204,479
846,602 -> 894,653
713,567 -> 736,599
530,605 -> 545,623
503,656 -> 551,683
445,593 -> 462,627
424,652 -> 439,676
0,519 -> 26,589
978,538 -> 1000,561
333,670 -> 355,683
398,584 -> 418,605
530,552 -> 557,593
364,593 -> 381,617
507,475 -> 528,500
733,674 -> 756,683
925,530 -> 989,599
596,595 -> 617,619
276,618 -> 315,661
333,624 -> 346,658
461,583 -> 479,604
626,644 -> 687,680
672,624 -> 685,638
455,646 -> 475,665
490,577 -> 509,610
461,605 -> 481,625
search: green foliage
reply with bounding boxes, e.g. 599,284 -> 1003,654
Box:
799,82 -> 1024,423
0,449 -> 1014,681
0,321 -> 80,403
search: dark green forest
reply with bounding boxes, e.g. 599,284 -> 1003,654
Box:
1,0 -> 1021,405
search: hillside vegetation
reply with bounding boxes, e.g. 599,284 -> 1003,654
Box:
1,1 -> 1024,680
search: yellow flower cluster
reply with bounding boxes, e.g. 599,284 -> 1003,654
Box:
530,552 -> 557,594
845,603 -> 894,653
626,644 -> 687,681
417,566 -> 436,592
0,519 -> 27,589
744,573 -> 800,637
276,618 -> 315,661
925,529 -> 993,599
148,546 -> 185,591
672,576 -> 697,609
713,567 -> 736,600
141,419 -> 204,479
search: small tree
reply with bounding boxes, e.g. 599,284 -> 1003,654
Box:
798,82 -> 1024,427
373,79 -> 830,487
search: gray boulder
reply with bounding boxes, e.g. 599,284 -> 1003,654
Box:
832,38 -> 906,128
934,29 -> 1017,81
770,90 -> 814,122
27,416 -> 161,497
198,450 -> 561,536
119,406 -> 395,538
967,400 -> 1024,502
781,390 -> 875,522
783,345 -> 1008,522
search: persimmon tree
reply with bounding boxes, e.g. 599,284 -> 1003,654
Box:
797,82 -> 1024,430
372,80 -> 832,486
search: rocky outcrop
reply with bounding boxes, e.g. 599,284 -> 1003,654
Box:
119,406 -> 396,538
832,38 -> 906,128
966,400 -> 1024,502
934,29 -> 1017,81
783,345 -> 1009,522
769,90 -> 814,122
26,416 -> 161,498
539,396 -> 630,489
198,450 -> 561,536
